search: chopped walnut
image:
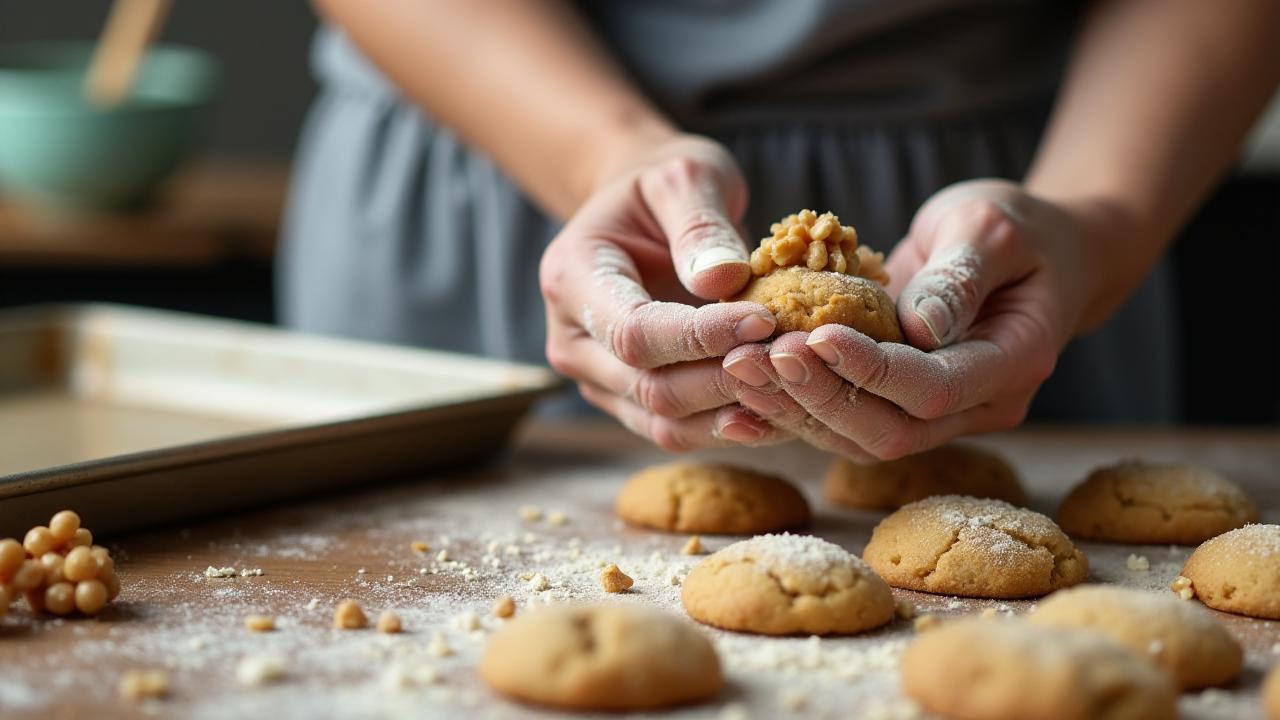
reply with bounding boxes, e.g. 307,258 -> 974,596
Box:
244,614 -> 275,632
1171,575 -> 1195,601
333,599 -> 367,629
119,669 -> 170,700
748,209 -> 890,285
410,541 -> 430,554
681,536 -> 704,556
492,595 -> 516,619
913,614 -> 940,632
600,564 -> 634,593
894,598 -> 916,620
377,610 -> 402,634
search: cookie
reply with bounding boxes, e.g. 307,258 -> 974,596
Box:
1265,665 -> 1280,720
1029,585 -> 1242,689
1057,460 -> 1257,544
902,619 -> 1177,720
1179,523 -> 1280,619
734,267 -> 903,341
681,533 -> 893,635
616,461 -> 810,535
479,604 -> 721,710
863,495 -> 1087,598
824,444 -> 1026,510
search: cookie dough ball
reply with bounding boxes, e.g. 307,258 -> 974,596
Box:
480,604 -> 721,711
1264,665 -> 1280,720
1179,524 -> 1280,619
616,461 -> 810,535
903,619 -> 1177,720
863,495 -> 1087,598
733,266 -> 903,341
681,533 -> 894,635
1029,585 -> 1242,689
824,444 -> 1026,511
1058,461 -> 1257,544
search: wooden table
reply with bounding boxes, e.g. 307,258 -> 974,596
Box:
1,421 -> 1277,719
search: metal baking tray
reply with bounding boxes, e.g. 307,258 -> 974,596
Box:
0,303 -> 562,537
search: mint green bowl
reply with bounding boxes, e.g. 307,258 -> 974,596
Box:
0,43 -> 217,212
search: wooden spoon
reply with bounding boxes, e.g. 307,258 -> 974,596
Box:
83,0 -> 173,109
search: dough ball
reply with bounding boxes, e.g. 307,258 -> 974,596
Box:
732,266 -> 904,341
616,461 -> 810,535
1029,585 -> 1242,689
1057,460 -> 1257,544
824,444 -> 1026,511
1179,523 -> 1280,619
479,604 -> 721,710
1264,665 -> 1280,720
863,495 -> 1088,598
902,619 -> 1177,720
681,532 -> 894,636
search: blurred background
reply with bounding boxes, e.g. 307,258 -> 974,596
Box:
0,1 -> 1276,424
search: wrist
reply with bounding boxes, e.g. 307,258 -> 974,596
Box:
574,112 -> 679,201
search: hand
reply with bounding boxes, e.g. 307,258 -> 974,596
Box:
540,135 -> 791,451
724,179 -> 1103,461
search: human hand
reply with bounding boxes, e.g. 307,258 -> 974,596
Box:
540,135 -> 791,451
723,179 -> 1103,461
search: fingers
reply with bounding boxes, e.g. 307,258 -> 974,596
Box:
579,382 -> 790,452
897,199 -> 1034,350
638,156 -> 752,300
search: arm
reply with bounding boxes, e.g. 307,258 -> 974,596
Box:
724,0 -> 1280,460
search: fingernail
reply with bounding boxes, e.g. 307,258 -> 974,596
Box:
739,390 -> 781,417
913,295 -> 952,345
690,246 -> 748,277
734,312 -> 775,343
724,356 -> 771,387
806,337 -> 841,366
770,352 -> 809,384
718,420 -> 763,443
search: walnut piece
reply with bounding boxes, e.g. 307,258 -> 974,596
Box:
748,209 -> 890,286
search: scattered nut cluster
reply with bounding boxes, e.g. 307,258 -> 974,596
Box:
1171,575 -> 1195,600
0,510 -> 120,618
748,209 -> 889,284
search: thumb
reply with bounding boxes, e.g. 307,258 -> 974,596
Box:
638,156 -> 751,300
898,202 -> 1032,350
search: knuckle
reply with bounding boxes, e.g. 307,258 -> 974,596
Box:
657,155 -> 704,184
610,314 -> 649,368
632,371 -> 684,419
866,427 -> 912,462
649,422 -> 690,453
917,374 -> 956,420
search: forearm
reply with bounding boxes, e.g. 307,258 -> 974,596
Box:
1025,0 -> 1280,332
314,0 -> 675,218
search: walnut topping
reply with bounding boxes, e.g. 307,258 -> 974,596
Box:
1170,575 -> 1195,600
748,209 -> 890,285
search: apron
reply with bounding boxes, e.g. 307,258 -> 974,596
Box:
279,0 -> 1180,423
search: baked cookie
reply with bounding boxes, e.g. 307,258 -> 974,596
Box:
1029,585 -> 1242,689
732,209 -> 903,341
1179,524 -> 1280,619
1058,460 -> 1257,544
480,604 -> 721,710
824,444 -> 1026,510
1264,665 -> 1280,720
863,495 -> 1087,598
902,619 -> 1177,720
681,533 -> 894,635
616,461 -> 809,535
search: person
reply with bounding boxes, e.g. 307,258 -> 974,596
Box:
280,0 -> 1280,461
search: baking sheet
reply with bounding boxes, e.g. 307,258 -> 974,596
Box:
0,303 -> 562,536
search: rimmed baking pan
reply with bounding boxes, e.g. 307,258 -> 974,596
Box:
0,303 -> 563,536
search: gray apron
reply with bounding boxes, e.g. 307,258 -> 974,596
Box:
279,0 -> 1180,423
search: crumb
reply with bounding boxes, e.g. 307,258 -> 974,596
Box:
239,568 -> 264,577
894,599 -> 915,620
1171,575 -> 1195,600
382,663 -> 439,691
236,655 -> 287,686
1126,554 -> 1150,572
333,599 -> 367,629
518,505 -> 543,522
453,610 -> 480,632
913,614 -> 940,633
527,573 -> 549,592
546,511 -> 568,526
428,632 -> 453,657
203,566 -> 236,579
119,670 -> 169,700
681,536 -> 704,556
669,573 -> 683,586
244,615 -> 275,632
377,610 -> 402,634
492,596 -> 516,619
600,564 -> 634,593
436,549 -> 449,563
410,541 -> 430,554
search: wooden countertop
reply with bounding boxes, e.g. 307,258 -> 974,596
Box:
1,421 -> 1278,719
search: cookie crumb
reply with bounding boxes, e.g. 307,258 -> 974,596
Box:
527,573 -> 550,592
600,564 -> 634,593
1170,575 -> 1195,600
236,655 -> 287,686
894,599 -> 915,620
119,669 -> 169,700
453,610 -> 481,631
377,610 -> 402,634
547,511 -> 568,526
203,566 -> 236,579
518,505 -> 543,522
410,541 -> 430,554
681,536 -> 704,555
244,615 -> 275,632
1126,554 -> 1150,571
333,599 -> 367,629
428,632 -> 453,657
239,568 -> 264,577
435,549 -> 449,563
913,614 -> 940,633
492,596 -> 516,619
